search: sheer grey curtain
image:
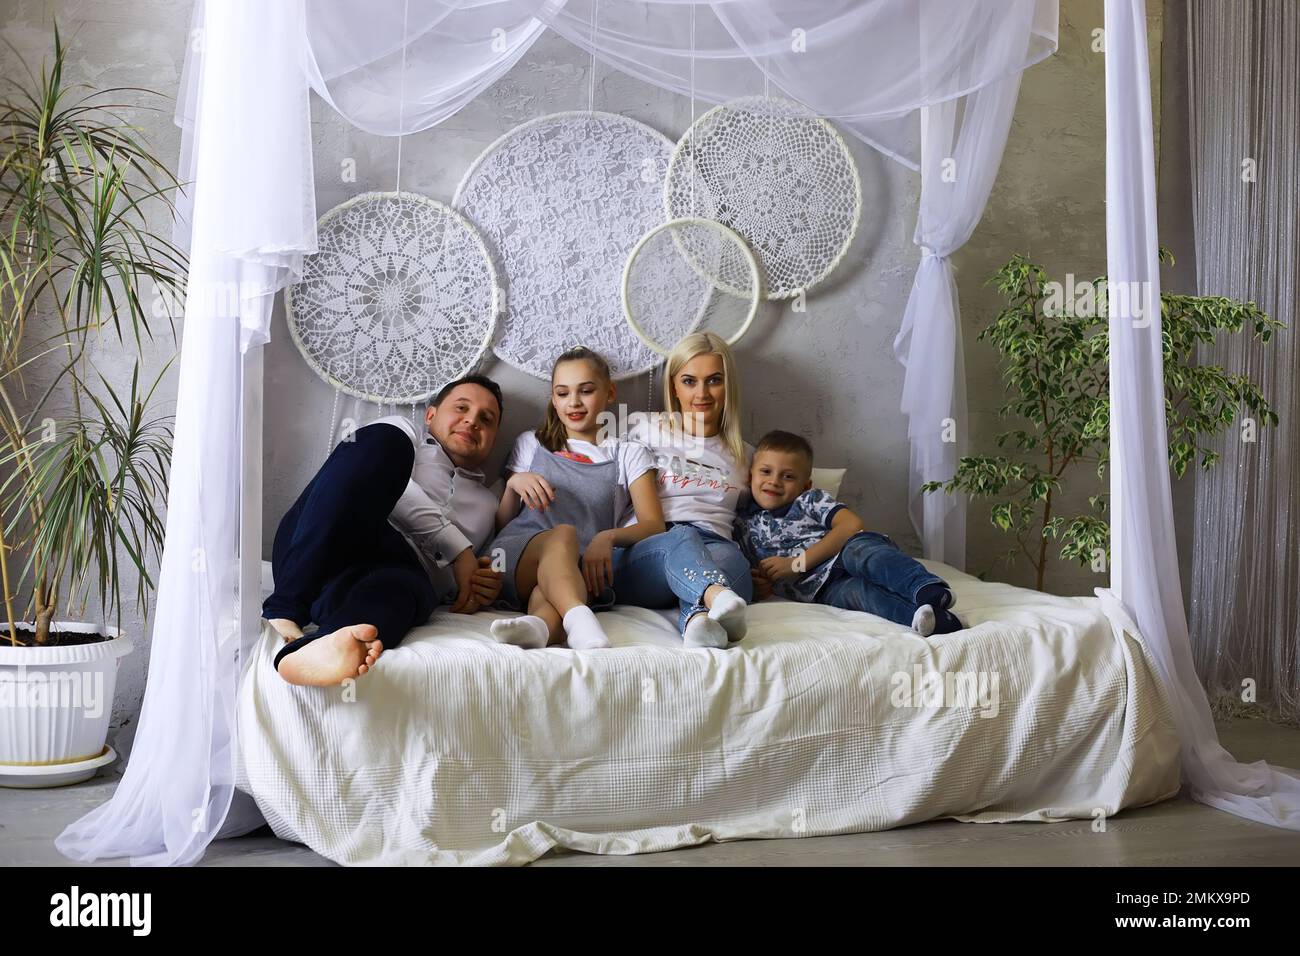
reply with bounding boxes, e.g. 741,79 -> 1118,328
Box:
1187,0 -> 1299,723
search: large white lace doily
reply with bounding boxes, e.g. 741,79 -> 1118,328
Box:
453,112 -> 676,380
622,217 -> 760,356
665,97 -> 861,300
285,191 -> 498,404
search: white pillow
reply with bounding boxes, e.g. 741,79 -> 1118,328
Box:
811,467 -> 846,499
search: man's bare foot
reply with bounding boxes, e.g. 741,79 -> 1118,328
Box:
276,624 -> 382,686
268,618 -> 304,642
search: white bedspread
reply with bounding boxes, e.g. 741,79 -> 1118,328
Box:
236,561 -> 1180,865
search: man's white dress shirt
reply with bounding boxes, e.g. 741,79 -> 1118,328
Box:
372,415 -> 498,597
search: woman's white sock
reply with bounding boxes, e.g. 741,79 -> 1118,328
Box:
562,605 -> 609,650
684,612 -> 729,648
912,604 -> 936,637
491,615 -> 550,649
707,588 -> 748,642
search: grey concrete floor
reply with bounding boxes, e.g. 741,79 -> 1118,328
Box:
4,717 -> 1300,867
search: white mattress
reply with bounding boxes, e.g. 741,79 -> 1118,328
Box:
236,561 -> 1180,865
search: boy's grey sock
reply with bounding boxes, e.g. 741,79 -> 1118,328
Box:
911,604 -> 937,637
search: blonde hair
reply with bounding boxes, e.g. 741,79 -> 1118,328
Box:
662,331 -> 746,465
536,346 -> 612,453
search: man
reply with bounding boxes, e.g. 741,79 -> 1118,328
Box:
264,375 -> 505,686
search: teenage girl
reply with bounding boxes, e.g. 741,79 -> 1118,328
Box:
609,332 -> 754,648
488,346 -> 666,649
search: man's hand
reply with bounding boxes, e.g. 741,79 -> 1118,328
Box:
582,529 -> 615,596
749,566 -> 773,601
507,471 -> 555,511
759,554 -> 799,582
449,548 -> 480,613
470,555 -> 503,607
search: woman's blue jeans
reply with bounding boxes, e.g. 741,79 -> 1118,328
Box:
611,522 -> 753,634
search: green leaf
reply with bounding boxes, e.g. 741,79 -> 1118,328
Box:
0,23 -> 181,630
954,247 -> 1282,592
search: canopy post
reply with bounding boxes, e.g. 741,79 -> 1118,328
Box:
238,343 -> 264,658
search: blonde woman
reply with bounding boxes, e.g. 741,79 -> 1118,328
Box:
609,332 -> 754,647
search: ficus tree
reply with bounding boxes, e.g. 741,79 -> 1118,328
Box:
924,250 -> 1280,592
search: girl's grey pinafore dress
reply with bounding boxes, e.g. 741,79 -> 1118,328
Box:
489,441 -> 621,610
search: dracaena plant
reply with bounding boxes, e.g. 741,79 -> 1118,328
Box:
924,250 -> 1280,592
0,25 -> 184,644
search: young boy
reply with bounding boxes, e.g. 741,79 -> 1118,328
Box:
734,430 -> 963,636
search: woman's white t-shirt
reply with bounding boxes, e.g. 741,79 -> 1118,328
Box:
504,430 -> 656,525
623,413 -> 753,540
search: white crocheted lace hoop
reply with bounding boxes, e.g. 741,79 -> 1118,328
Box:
666,96 -> 861,300
622,217 -> 761,356
285,190 -> 498,405
453,111 -> 676,381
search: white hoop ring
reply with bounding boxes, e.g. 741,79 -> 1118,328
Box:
284,190 -> 499,406
621,217 -> 762,357
454,111 -> 676,381
665,97 -> 862,301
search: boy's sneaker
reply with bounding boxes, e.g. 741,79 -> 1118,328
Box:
932,607 -> 965,634
917,582 -> 955,613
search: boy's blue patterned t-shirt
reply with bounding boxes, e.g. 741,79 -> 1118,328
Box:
735,488 -> 846,602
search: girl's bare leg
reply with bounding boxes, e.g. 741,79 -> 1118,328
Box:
526,587 -> 565,646
493,527 -> 591,649
515,525 -> 608,649
533,524 -> 589,615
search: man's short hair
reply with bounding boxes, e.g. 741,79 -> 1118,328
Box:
430,374 -> 504,418
755,429 -> 814,466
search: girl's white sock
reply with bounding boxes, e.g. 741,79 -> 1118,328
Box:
911,604 -> 937,638
707,588 -> 748,642
684,612 -> 729,649
562,605 -> 609,650
491,615 -> 550,649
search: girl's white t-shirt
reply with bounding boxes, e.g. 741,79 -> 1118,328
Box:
623,413 -> 753,540
504,430 -> 656,524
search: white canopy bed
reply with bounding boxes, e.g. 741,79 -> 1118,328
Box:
54,0 -> 1300,866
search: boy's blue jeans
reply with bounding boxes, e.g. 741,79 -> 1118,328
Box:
611,522 -> 753,634
816,531 -> 946,627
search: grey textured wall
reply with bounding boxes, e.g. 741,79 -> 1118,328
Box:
0,0 -> 1184,734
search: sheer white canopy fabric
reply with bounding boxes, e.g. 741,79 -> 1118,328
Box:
895,70 -> 1025,566
302,0 -> 1058,169
1102,0 -> 1300,829
64,0 -> 1299,867
56,0 -> 315,865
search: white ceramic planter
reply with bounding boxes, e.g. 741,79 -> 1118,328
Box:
0,622 -> 132,788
